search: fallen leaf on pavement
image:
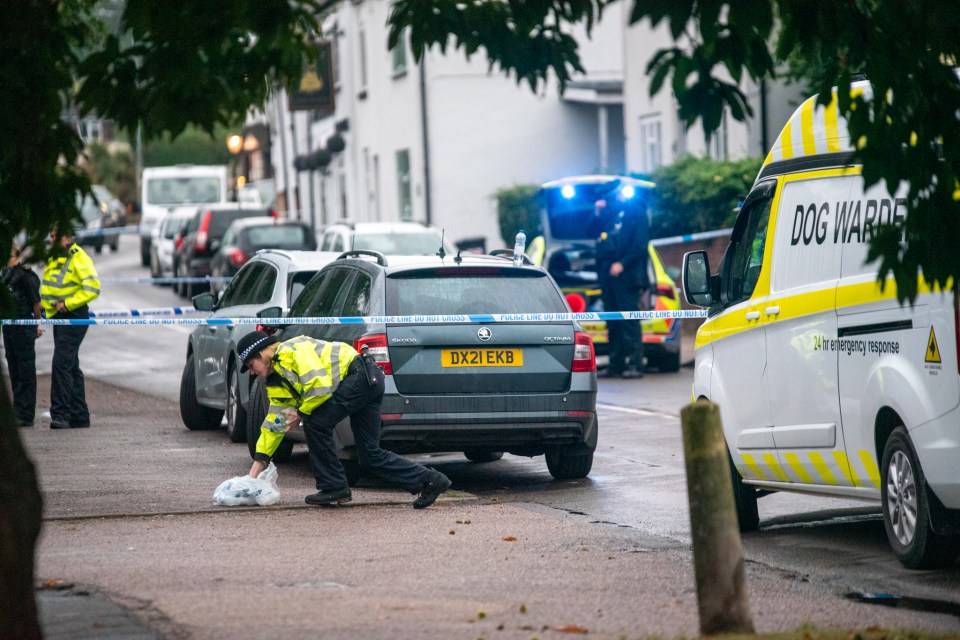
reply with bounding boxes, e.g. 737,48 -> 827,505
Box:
501,536 -> 517,542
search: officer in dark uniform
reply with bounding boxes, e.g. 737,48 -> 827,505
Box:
2,245 -> 44,426
594,195 -> 650,378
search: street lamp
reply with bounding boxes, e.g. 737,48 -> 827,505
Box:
226,134 -> 243,155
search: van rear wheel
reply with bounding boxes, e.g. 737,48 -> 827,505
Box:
729,454 -> 759,532
881,427 -> 960,569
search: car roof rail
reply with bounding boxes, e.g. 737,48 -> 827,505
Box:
488,249 -> 534,265
337,249 -> 388,266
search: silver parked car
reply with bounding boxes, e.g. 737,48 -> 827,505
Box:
179,250 -> 339,442
247,250 -> 599,483
149,209 -> 195,283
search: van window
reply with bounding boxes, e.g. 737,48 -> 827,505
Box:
722,183 -> 774,306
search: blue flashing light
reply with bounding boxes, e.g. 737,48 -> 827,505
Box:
560,184 -> 576,199
620,184 -> 636,199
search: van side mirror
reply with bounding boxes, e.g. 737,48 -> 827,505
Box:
682,250 -> 714,307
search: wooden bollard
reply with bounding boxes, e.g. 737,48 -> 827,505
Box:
680,400 -> 754,635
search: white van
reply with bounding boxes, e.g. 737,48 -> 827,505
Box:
682,80 -> 960,569
139,165 -> 229,266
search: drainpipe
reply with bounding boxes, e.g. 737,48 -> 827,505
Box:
419,55 -> 433,225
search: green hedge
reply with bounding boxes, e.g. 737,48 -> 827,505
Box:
494,183 -> 542,247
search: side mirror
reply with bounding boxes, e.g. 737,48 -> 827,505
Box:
682,250 -> 713,307
257,306 -> 284,332
192,292 -> 216,312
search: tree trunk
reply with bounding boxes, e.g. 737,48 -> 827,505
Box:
0,375 -> 44,639
680,400 -> 754,635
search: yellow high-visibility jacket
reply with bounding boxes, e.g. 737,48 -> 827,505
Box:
255,336 -> 359,460
41,243 -> 100,316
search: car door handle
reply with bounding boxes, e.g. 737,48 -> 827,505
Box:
764,306 -> 781,317
745,311 -> 760,321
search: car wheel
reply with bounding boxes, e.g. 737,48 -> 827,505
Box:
149,253 -> 161,281
343,459 -> 362,487
140,241 -> 150,267
464,450 -> 504,463
729,453 -> 759,532
882,427 -> 960,569
225,364 -> 248,443
179,353 -> 224,430
173,264 -> 183,297
94,240 -> 103,254
545,446 -> 593,480
246,376 -> 294,463
110,237 -> 119,252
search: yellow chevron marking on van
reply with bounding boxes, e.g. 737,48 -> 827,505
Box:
809,452 -> 839,485
784,453 -> 813,483
833,451 -> 860,486
824,97 -> 841,152
859,450 -> 881,488
780,118 -> 795,159
741,453 -> 767,480
801,98 -> 817,156
763,453 -> 789,481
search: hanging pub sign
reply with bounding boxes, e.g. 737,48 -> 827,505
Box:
289,40 -> 335,114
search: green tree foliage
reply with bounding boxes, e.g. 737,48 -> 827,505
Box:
647,156 -> 762,239
389,1 -> 960,302
495,184 -> 542,248
143,123 -> 238,170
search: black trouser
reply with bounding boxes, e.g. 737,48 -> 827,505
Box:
302,358 -> 433,492
2,325 -> 37,423
601,275 -> 644,373
50,307 -> 90,426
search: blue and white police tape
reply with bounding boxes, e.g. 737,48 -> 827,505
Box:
2,309 -> 708,326
650,228 -> 732,247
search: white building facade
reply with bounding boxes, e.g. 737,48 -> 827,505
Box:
258,0 -> 627,251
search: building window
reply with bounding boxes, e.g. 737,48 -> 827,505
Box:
396,149 -> 412,221
392,39 -> 407,77
358,29 -> 368,96
707,110 -> 729,161
639,116 -> 662,173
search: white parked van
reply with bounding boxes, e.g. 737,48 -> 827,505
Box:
139,165 -> 229,266
682,80 -> 959,569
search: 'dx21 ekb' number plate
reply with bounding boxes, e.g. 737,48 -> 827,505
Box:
441,348 -> 523,367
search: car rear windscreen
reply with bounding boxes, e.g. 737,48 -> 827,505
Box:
246,225 -> 310,248
209,209 -> 269,237
147,177 -> 222,206
388,270 -> 566,315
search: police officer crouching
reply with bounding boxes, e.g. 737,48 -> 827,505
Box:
2,245 -> 44,426
240,331 -> 452,508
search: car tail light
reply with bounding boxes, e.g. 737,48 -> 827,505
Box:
228,248 -> 248,267
174,234 -> 184,250
269,209 -> 278,218
256,324 -> 278,336
354,333 -> 391,375
572,331 -> 596,372
656,283 -> 676,301
195,210 -> 212,251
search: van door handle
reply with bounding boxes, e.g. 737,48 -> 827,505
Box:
764,306 -> 781,317
745,311 -> 761,321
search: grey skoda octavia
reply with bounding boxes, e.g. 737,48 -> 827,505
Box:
247,250 -> 599,482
